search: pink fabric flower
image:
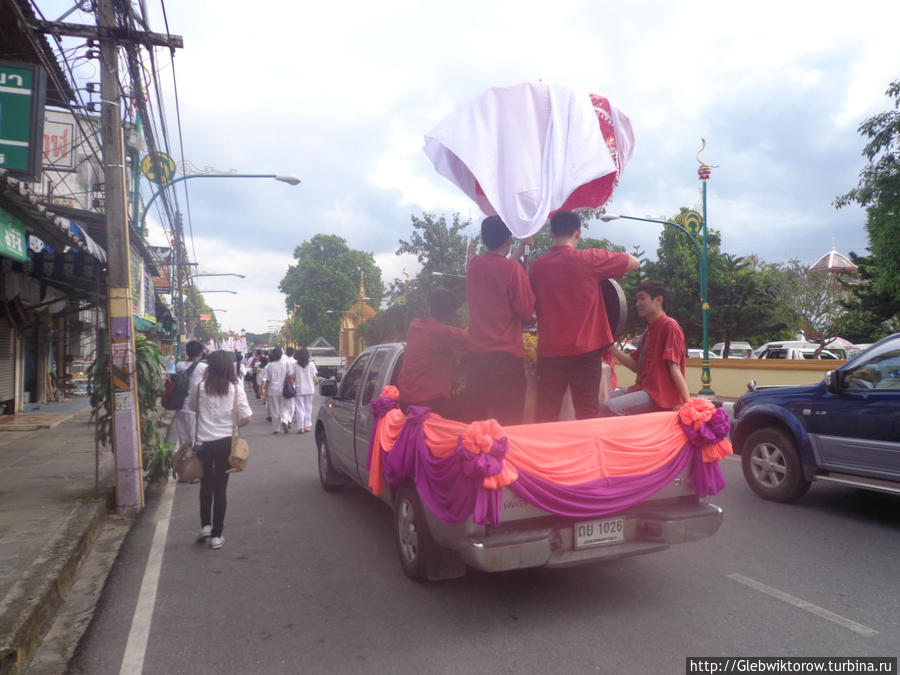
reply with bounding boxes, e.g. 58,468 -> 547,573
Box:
460,419 -> 505,455
380,385 -> 400,400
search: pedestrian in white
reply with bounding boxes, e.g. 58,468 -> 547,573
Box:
284,346 -> 299,426
173,340 -> 208,450
261,347 -> 294,434
293,347 -> 318,433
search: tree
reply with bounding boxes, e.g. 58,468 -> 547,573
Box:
279,234 -> 384,347
835,79 -> 900,304
770,260 -> 845,351
831,253 -> 899,342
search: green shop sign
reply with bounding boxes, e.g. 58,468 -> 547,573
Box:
0,60 -> 47,180
0,207 -> 29,262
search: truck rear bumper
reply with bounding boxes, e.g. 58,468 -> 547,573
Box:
458,501 -> 724,573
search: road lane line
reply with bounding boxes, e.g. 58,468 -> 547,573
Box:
119,479 -> 177,674
728,573 -> 879,636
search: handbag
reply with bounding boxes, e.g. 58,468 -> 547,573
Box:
172,398 -> 204,481
173,441 -> 204,481
228,385 -> 250,473
282,375 -> 296,399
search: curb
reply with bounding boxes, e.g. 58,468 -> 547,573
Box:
0,495 -> 111,675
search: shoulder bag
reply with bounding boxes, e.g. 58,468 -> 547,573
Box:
282,367 -> 296,399
172,386 -> 204,481
228,385 -> 250,473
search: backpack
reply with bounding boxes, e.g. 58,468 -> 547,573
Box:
161,360 -> 200,411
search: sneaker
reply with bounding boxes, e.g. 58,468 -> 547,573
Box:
197,525 -> 211,542
209,536 -> 225,550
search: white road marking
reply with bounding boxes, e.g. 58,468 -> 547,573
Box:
728,573 -> 879,636
119,479 -> 177,674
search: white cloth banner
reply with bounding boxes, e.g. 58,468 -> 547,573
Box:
424,82 -> 633,238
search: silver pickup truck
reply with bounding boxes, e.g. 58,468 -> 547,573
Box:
315,343 -> 724,581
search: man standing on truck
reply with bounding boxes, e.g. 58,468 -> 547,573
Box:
465,216 -> 535,425
604,280 -> 690,415
397,289 -> 470,420
529,210 -> 640,421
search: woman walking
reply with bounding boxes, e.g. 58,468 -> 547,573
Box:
293,347 -> 318,433
261,346 -> 293,434
188,350 -> 252,550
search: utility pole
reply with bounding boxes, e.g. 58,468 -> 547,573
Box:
30,0 -> 183,515
98,0 -> 142,514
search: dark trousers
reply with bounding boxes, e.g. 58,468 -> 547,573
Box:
536,348 -> 606,422
198,437 -> 231,537
465,352 -> 526,426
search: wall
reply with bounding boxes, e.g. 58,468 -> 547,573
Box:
614,358 -> 842,399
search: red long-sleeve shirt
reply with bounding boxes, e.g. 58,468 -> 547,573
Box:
398,318 -> 469,402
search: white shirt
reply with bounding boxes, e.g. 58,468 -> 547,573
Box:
294,360 -> 318,395
176,359 -> 208,412
188,381 -> 252,442
261,358 -> 289,392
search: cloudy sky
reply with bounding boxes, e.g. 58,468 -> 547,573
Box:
46,0 -> 900,334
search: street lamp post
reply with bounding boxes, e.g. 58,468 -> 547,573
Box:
139,172 -> 299,359
600,212 -> 715,397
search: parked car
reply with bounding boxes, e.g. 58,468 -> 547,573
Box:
315,342 -> 724,580
730,332 -> 900,502
711,341 -> 753,358
751,341 -> 840,360
687,348 -> 721,359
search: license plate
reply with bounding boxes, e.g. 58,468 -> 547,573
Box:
574,517 -> 625,548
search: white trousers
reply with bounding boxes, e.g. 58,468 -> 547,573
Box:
174,410 -> 196,447
267,393 -> 293,431
295,394 -> 313,429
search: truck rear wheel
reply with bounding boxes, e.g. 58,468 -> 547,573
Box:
393,483 -> 432,581
741,427 -> 810,502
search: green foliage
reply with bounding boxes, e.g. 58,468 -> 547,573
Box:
831,253 -> 899,341
89,334 -> 172,485
835,79 -> 900,304
278,234 -> 384,346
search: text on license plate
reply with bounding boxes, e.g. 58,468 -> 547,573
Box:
574,517 -> 625,548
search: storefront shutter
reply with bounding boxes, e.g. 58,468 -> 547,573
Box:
0,316 -> 15,402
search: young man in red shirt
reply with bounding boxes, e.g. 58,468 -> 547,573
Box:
605,280 -> 691,415
397,288 -> 470,420
465,216 -> 535,425
529,210 -> 640,421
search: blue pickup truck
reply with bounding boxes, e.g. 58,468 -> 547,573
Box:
730,332 -> 900,502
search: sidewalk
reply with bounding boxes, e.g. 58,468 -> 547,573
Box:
0,397 -> 119,675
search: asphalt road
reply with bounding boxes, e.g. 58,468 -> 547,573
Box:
69,395 -> 900,674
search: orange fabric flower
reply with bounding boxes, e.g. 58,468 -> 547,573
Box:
460,419 -> 505,454
380,385 -> 400,400
677,397 -> 716,430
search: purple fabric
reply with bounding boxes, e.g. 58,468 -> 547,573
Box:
367,396 -> 399,471
370,402 -> 730,526
509,445 -> 694,519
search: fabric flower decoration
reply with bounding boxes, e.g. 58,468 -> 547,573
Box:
380,385 -> 400,400
461,419 -> 505,455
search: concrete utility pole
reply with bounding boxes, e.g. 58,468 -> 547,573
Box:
98,0 -> 143,514
32,0 -> 183,516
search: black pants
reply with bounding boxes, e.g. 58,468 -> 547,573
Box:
198,437 -> 231,537
465,352 -> 526,426
536,348 -> 606,422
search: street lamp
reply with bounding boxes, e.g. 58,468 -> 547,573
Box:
431,271 -> 466,279
196,289 -> 237,294
187,272 -> 246,281
138,173 -> 301,235
600,212 -> 715,396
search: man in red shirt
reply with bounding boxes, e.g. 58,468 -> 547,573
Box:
529,210 -> 640,421
398,289 -> 469,419
465,216 -> 535,425
605,281 -> 690,415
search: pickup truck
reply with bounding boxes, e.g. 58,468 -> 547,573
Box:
731,332 -> 900,503
315,342 -> 726,581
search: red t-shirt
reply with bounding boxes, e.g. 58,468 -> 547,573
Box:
529,245 -> 631,358
466,252 -> 535,357
398,318 -> 469,402
630,313 -> 686,409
